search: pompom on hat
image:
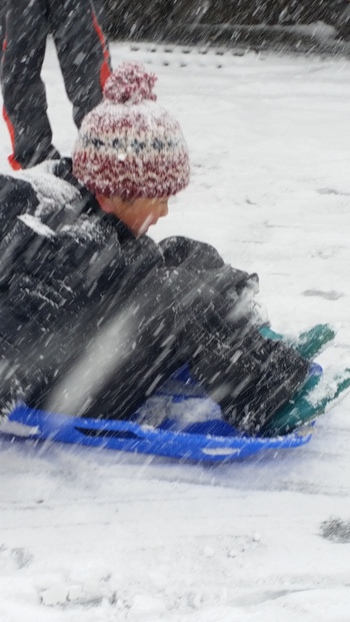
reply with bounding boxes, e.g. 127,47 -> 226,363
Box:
72,62 -> 190,199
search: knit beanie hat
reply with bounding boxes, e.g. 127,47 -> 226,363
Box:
72,62 -> 190,199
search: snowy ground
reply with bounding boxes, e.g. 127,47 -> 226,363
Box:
1,40 -> 350,621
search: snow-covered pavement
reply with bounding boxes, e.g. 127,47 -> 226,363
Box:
1,41 -> 350,621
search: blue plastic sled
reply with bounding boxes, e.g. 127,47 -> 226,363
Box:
2,364 -> 322,463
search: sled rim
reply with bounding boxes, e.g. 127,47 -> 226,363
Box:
2,403 -> 313,463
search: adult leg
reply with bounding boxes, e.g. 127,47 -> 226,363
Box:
92,0 -> 109,34
0,1 -> 6,64
48,0 -> 111,128
1,0 -> 60,169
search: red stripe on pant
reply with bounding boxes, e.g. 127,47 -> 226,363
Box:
2,36 -> 21,170
91,11 -> 111,89
2,106 -> 22,170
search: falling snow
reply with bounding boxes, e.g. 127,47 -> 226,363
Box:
1,39 -> 350,621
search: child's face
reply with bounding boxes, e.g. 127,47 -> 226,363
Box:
98,195 -> 169,237
123,197 -> 169,236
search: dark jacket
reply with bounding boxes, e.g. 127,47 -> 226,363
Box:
0,160 -> 308,432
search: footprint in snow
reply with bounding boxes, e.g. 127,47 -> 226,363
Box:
0,545 -> 33,571
40,577 -> 117,608
317,188 -> 350,196
320,518 -> 350,543
302,289 -> 344,301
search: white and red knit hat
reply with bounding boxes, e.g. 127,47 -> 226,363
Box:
72,62 -> 190,199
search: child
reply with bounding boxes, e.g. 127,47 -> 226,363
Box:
0,62 -> 308,435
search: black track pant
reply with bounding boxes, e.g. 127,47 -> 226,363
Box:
0,6 -> 5,62
1,0 -> 111,169
41,268 -> 309,436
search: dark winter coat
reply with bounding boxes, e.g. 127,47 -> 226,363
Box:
0,160 -> 309,433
